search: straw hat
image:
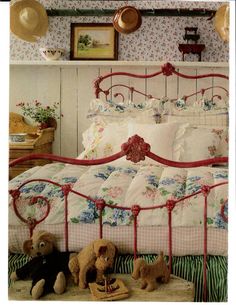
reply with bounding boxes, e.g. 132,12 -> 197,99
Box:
10,0 -> 48,43
214,4 -> 229,43
113,6 -> 142,34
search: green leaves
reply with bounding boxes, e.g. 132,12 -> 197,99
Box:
16,100 -> 61,123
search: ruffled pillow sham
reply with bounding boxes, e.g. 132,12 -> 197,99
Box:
79,122 -> 189,166
177,127 -> 221,162
163,108 -> 228,127
87,98 -> 165,124
79,122 -> 224,167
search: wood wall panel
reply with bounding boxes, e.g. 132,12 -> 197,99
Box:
60,67 -> 78,157
177,68 -> 197,105
146,65 -> 166,99
77,66 -> 99,154
212,67 -> 229,103
196,68 -> 214,101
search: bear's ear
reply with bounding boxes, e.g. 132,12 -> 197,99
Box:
41,232 -> 55,244
23,240 -> 32,255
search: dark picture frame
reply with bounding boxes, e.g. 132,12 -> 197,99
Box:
70,23 -> 118,60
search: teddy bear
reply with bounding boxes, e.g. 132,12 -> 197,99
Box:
131,251 -> 170,292
68,239 -> 117,289
10,230 -> 75,299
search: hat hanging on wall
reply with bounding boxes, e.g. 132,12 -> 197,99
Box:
10,0 -> 48,43
113,6 -> 142,34
214,4 -> 229,43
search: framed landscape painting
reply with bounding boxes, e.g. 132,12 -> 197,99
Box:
70,23 -> 118,60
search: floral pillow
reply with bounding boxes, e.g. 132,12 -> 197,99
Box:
174,97 -> 228,112
87,98 -> 164,124
79,122 -> 129,160
178,127 -> 221,162
82,120 -> 107,150
200,126 -> 228,158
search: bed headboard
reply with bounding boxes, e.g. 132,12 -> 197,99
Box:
94,62 -> 229,103
10,61 -> 229,157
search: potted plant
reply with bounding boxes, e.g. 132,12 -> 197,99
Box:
16,100 -> 62,129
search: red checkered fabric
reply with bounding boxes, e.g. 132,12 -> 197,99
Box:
9,224 -> 227,256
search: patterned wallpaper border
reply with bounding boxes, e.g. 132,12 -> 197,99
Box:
10,1 -> 229,62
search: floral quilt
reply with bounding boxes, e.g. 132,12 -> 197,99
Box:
9,163 -> 228,229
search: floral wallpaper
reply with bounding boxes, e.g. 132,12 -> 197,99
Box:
10,0 -> 229,62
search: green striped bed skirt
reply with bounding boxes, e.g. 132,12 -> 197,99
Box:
9,254 -> 227,302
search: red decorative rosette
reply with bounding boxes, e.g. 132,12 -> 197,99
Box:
201,185 -> 211,197
9,189 -> 21,199
131,205 -> 141,216
95,199 -> 105,211
161,62 -> 175,76
121,135 -> 150,163
166,200 -> 176,212
61,184 -> 72,196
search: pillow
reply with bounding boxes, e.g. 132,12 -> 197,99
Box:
216,128 -> 228,157
82,121 -> 106,150
127,122 -> 188,164
177,127 -> 221,162
198,126 -> 228,158
87,98 -> 161,124
79,122 -> 128,160
173,97 -> 228,111
79,122 -> 188,166
163,108 -> 228,127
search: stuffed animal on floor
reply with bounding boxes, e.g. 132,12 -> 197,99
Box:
10,230 -> 75,299
68,239 -> 117,289
131,251 -> 170,292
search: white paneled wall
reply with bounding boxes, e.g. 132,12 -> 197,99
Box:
10,62 -> 229,157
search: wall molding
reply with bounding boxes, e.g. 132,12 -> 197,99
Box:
10,61 -> 229,68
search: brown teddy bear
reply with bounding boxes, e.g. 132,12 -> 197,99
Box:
10,230 -> 75,299
131,251 -> 170,292
68,239 -> 117,289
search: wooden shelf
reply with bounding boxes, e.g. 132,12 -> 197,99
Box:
10,60 -> 229,68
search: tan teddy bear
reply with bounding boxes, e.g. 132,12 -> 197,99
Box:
68,239 -> 117,289
131,251 -> 170,292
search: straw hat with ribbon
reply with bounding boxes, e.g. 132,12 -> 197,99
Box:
214,4 -> 229,43
10,0 -> 48,43
113,6 -> 142,34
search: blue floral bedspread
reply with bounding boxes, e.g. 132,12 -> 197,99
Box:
9,163 -> 228,229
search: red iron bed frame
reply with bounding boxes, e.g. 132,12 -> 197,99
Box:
9,62 -> 229,302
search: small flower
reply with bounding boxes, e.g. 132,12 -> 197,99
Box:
16,100 -> 61,124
